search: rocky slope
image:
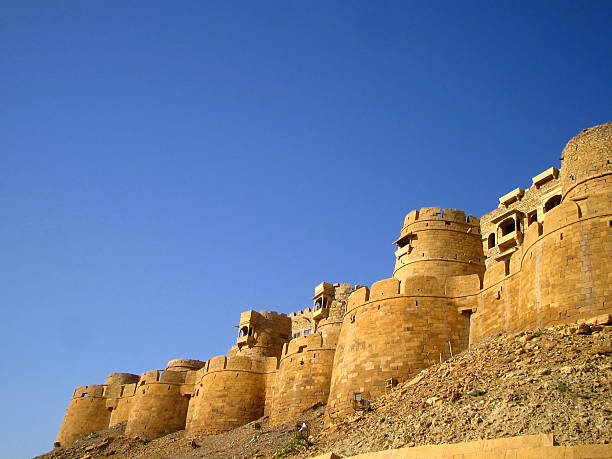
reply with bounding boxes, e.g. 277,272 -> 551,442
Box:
38,323 -> 611,459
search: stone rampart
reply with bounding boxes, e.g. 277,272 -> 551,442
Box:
56,385 -> 110,447
185,354 -> 270,436
269,333 -> 336,426
124,367 -> 195,440
326,277 -> 470,419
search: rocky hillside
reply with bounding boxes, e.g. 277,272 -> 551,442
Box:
38,323 -> 611,459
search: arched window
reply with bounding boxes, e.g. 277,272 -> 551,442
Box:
239,326 -> 249,337
544,195 -> 562,213
487,233 -> 496,249
499,218 -> 516,236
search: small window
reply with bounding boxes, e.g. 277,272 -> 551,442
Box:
82,393 -> 88,398
499,218 -> 515,236
280,334 -> 289,340
303,329 -> 312,336
353,393 -> 362,401
293,332 -> 301,339
487,233 -> 495,249
544,195 -> 562,213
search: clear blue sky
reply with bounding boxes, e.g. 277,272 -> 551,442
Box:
1,1 -> 610,457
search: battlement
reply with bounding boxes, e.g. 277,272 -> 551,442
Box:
72,385 -> 105,399
166,358 -> 206,371
105,373 -> 139,386
346,274 -> 480,311
405,207 -> 480,224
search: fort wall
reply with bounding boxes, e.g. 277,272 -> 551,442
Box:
125,363 -> 203,440
185,355 -> 269,436
54,122 -> 612,446
56,385 -> 111,447
326,277 -> 470,419
106,384 -> 137,427
269,283 -> 353,425
269,333 -> 335,425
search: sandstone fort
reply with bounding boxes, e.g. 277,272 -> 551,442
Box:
55,123 -> 612,448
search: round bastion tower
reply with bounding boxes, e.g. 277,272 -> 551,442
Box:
125,359 -> 206,440
393,207 -> 485,284
514,122 -> 612,333
55,384 -> 110,447
327,208 -> 477,420
560,122 -> 612,201
185,311 -> 291,436
56,372 -> 139,447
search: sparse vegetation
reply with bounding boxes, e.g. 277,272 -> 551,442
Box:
467,388 -> 486,397
273,438 -> 309,458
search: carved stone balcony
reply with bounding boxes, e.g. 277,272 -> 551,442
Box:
498,229 -> 523,251
236,334 -> 253,348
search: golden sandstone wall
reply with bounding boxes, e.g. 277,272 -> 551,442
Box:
327,277 -> 470,418
269,283 -> 353,426
185,355 -> 270,436
55,123 -> 612,446
56,385 -> 111,447
124,359 -> 205,440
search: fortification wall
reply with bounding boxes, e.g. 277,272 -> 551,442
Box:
54,123 -> 612,448
393,208 -> 485,283
270,283 -> 353,425
269,333 -> 336,426
185,355 -> 269,436
124,369 -> 193,440
471,192 -> 612,343
105,383 -> 137,427
56,385 -> 110,447
104,372 -> 139,386
327,277 -> 470,419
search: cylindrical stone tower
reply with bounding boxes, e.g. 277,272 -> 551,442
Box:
125,359 -> 205,440
326,277 -> 469,420
56,385 -> 110,447
560,122 -> 612,201
393,207 -> 485,283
